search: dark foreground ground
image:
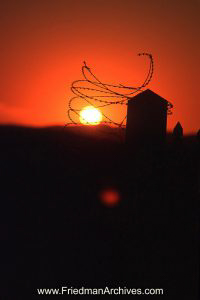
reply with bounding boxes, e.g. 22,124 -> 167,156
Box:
0,125 -> 199,299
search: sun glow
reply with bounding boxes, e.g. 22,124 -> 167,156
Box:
80,106 -> 102,125
99,188 -> 120,207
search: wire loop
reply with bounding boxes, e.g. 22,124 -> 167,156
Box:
66,53 -> 172,127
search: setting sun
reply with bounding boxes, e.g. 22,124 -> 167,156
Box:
80,106 -> 102,125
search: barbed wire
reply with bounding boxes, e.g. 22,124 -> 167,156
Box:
66,53 -> 173,128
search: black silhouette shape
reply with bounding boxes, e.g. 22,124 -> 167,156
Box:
173,121 -> 183,140
0,125 -> 198,299
197,129 -> 200,142
125,89 -> 171,147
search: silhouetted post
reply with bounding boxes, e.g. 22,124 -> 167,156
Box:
125,89 -> 169,148
197,129 -> 200,143
173,122 -> 183,141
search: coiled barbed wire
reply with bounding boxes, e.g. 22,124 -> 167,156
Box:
66,53 -> 173,128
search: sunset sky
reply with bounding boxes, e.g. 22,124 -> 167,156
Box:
0,0 -> 199,133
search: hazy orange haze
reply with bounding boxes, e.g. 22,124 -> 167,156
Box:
0,0 -> 199,133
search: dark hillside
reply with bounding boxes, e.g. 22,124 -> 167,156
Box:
0,125 -> 199,299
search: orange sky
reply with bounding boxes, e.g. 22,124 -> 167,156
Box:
0,0 -> 199,133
